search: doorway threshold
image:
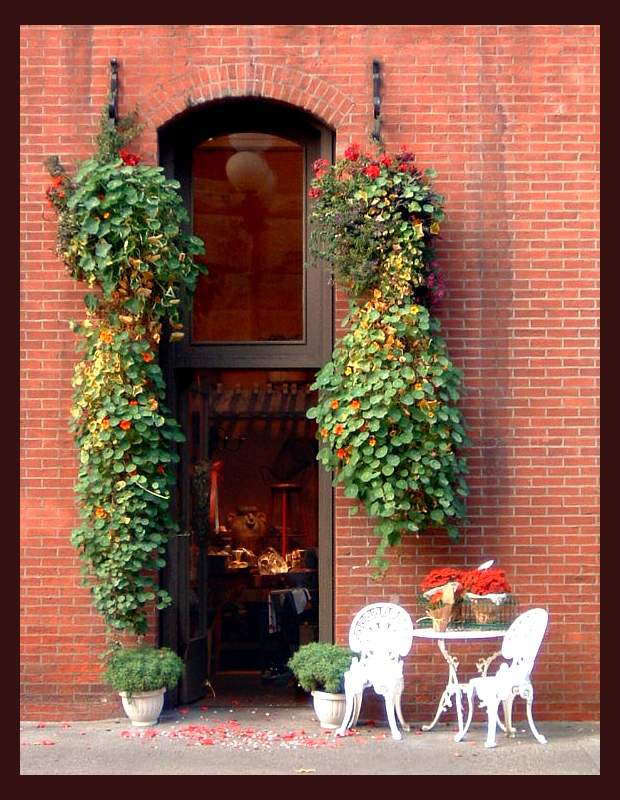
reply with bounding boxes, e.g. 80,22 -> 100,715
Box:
185,671 -> 309,709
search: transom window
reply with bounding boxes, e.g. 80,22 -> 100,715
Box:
191,133 -> 305,343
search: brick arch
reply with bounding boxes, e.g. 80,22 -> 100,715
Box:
136,62 -> 354,136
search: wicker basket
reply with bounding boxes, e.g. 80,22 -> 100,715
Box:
470,598 -> 501,624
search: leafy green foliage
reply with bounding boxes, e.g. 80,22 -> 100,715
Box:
307,142 -> 469,575
102,644 -> 184,694
45,110 -> 206,635
287,642 -> 354,694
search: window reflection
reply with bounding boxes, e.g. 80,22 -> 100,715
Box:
192,133 -> 305,342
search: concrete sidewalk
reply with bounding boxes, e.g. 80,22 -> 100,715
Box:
20,699 -> 600,775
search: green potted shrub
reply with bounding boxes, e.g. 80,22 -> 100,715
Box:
103,645 -> 185,727
288,642 -> 355,729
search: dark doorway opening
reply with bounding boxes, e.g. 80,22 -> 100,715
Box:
179,368 -> 320,701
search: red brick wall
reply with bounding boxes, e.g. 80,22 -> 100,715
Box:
21,25 -> 599,721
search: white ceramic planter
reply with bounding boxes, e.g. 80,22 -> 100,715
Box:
311,690 -> 347,729
119,687 -> 166,727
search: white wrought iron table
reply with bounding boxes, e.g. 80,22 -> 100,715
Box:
411,627 -> 509,737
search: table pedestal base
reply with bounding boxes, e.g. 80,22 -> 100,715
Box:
421,638 -> 505,736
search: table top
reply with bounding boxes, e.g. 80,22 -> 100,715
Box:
412,627 -> 508,640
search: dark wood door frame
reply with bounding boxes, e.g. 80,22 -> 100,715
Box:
157,99 -> 334,704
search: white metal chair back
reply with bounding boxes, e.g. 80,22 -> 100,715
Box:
501,607 -> 548,681
336,603 -> 414,740
349,602 -> 414,660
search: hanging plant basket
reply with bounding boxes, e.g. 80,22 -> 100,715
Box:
306,141 -> 470,576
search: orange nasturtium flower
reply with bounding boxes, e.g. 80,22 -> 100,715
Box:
98,329 -> 113,344
119,420 -> 131,430
334,424 -> 345,436
157,465 -> 165,474
368,437 -> 376,447
95,507 -> 106,518
101,418 -> 110,429
321,428 -> 329,438
142,352 -> 153,362
336,448 -> 347,459
129,400 -> 138,406
415,383 -> 423,391
330,399 -> 339,409
350,399 -> 360,410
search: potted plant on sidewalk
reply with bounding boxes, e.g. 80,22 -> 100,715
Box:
103,644 -> 185,727
288,642 -> 355,729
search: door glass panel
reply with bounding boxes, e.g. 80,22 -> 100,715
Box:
192,133 -> 305,343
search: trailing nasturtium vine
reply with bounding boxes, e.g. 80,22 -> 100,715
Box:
45,109 -> 206,634
306,142 -> 470,576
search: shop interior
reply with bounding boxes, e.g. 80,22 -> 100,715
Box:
187,369 -> 320,691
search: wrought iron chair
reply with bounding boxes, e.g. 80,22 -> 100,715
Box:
335,602 -> 414,741
455,607 -> 549,748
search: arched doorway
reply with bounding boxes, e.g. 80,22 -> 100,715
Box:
158,99 -> 334,704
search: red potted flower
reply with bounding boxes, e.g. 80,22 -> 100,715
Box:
420,567 -> 464,631
462,565 -> 512,624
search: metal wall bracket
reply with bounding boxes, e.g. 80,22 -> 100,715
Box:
372,59 -> 381,144
109,58 -> 119,128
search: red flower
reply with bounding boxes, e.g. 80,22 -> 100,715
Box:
129,400 -> 138,406
378,154 -> 392,167
364,164 -> 380,179
421,567 -> 463,593
120,149 -> 141,166
157,465 -> 165,473
344,143 -> 360,161
308,187 -> 321,199
462,567 -> 511,595
142,352 -> 153,362
336,448 -> 347,459
119,420 -> 131,430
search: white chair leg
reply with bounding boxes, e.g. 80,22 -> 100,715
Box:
503,693 -> 517,737
335,678 -> 358,737
383,687 -> 402,740
524,685 -> 547,744
454,682 -> 475,743
394,684 -> 410,732
350,692 -> 362,729
484,697 -> 500,748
